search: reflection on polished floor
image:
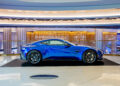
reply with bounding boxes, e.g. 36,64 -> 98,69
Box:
0,66 -> 120,86
0,55 -> 120,86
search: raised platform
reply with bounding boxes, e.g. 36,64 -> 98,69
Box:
1,56 -> 119,67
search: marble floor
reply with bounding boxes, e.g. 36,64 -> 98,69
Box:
0,55 -> 19,66
0,55 -> 120,86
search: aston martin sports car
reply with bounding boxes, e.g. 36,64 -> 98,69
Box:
20,39 -> 103,64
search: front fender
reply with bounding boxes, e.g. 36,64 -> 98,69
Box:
77,47 -> 97,60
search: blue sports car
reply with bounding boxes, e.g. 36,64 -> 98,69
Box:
20,39 -> 103,64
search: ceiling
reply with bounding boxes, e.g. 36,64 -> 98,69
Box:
0,0 -> 120,10
0,8 -> 120,26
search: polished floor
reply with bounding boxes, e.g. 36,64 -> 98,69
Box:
2,58 -> 118,67
0,55 -> 120,86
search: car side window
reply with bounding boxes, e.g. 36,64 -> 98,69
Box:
40,41 -> 50,45
49,40 -> 65,45
41,40 -> 68,46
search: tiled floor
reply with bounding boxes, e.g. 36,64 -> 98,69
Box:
0,55 -> 120,86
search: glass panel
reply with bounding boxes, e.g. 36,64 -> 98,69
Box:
26,30 -> 120,55
117,33 -> 120,54
11,29 -> 17,54
0,31 -> 3,54
103,32 -> 117,54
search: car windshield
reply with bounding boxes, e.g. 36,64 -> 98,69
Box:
65,41 -> 75,46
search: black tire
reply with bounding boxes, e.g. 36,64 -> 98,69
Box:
82,50 -> 97,64
27,50 -> 42,65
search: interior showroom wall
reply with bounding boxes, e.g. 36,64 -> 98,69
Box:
0,27 -> 120,54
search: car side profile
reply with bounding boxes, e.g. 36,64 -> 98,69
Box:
20,39 -> 103,65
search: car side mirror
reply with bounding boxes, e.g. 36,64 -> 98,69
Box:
65,44 -> 71,48
75,44 -> 78,45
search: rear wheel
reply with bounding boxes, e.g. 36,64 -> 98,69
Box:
83,50 -> 97,64
27,50 -> 42,65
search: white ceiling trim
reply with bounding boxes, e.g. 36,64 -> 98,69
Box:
0,8 -> 120,18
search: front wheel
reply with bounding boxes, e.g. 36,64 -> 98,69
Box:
82,50 -> 97,64
27,50 -> 42,65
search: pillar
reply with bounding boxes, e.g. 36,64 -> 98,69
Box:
17,28 -> 26,53
96,29 -> 103,49
3,28 -> 11,54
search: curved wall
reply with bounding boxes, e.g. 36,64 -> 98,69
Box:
0,0 -> 120,10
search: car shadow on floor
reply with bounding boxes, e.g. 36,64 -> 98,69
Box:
2,58 -> 119,67
22,60 -> 105,66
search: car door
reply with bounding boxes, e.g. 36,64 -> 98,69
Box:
46,40 -> 75,57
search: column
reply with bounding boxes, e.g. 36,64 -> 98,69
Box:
96,29 -> 103,49
17,28 -> 26,53
3,28 -> 11,54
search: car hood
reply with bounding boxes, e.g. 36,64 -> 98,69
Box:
75,45 -> 98,50
22,43 -> 36,48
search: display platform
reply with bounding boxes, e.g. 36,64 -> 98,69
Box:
2,58 -> 119,67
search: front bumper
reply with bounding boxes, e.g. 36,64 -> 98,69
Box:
20,47 -> 29,60
20,52 -> 27,60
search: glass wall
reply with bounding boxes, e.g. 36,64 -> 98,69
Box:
26,29 -> 120,55
26,31 -> 96,47
0,28 -> 120,55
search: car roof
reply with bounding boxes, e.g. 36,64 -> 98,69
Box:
41,39 -> 65,42
32,38 -> 75,46
33,39 -> 65,44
